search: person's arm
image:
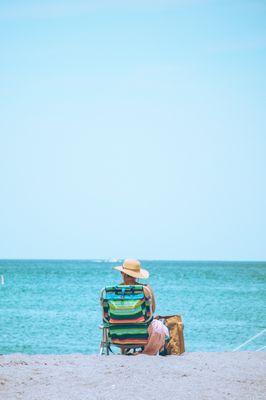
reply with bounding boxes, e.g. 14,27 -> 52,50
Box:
143,284 -> 156,313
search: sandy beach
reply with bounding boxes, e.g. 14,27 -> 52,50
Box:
0,352 -> 265,400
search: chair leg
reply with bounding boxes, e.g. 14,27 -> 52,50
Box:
100,327 -> 110,356
99,338 -> 105,355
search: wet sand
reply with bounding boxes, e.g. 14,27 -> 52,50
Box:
0,352 -> 265,400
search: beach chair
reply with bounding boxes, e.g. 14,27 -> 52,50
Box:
99,285 -> 153,355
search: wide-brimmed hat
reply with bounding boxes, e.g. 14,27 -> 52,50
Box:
113,259 -> 149,279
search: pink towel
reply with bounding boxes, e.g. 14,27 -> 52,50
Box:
142,319 -> 169,355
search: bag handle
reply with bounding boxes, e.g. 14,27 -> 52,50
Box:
155,314 -> 181,319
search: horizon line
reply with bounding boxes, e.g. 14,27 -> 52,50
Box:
0,258 -> 265,263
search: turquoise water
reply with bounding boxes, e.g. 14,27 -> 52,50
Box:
0,260 -> 265,354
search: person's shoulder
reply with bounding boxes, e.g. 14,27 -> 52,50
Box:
136,282 -> 153,296
142,284 -> 153,298
138,282 -> 153,289
143,283 -> 154,292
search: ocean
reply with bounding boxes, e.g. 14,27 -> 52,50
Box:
0,260 -> 265,354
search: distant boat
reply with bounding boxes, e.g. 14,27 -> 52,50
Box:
1,275 -> 4,285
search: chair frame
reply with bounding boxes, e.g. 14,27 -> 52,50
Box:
99,286 -> 153,355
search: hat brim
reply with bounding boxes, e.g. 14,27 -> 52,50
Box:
113,265 -> 149,279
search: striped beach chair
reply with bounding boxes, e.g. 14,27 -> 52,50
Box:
99,285 -> 153,355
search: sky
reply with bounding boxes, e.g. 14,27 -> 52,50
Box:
0,0 -> 265,260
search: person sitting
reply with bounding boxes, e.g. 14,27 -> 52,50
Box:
113,259 -> 168,355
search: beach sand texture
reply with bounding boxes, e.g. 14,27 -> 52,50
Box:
0,352 -> 265,400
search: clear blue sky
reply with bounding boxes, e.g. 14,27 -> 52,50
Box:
0,0 -> 265,260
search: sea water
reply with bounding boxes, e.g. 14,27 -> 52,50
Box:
0,260 -> 265,354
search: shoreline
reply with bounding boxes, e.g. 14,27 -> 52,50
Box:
0,352 -> 265,399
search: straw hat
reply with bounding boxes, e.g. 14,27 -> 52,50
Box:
113,259 -> 149,279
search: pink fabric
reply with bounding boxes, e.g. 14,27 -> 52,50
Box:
142,319 -> 169,355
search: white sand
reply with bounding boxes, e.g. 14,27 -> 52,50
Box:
0,352 -> 265,400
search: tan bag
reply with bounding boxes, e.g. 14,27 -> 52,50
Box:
156,315 -> 185,355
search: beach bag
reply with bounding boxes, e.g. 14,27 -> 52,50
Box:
156,315 -> 185,355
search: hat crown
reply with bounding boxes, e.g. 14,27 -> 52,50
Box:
123,259 -> 141,272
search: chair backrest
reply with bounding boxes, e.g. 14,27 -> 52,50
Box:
100,285 -> 153,346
